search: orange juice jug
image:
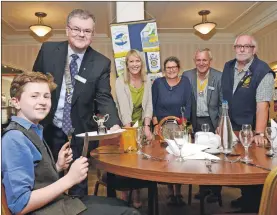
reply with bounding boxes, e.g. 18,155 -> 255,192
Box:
120,127 -> 138,152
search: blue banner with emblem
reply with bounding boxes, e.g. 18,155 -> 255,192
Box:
110,19 -> 161,77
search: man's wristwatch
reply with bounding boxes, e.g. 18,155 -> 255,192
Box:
255,132 -> 265,137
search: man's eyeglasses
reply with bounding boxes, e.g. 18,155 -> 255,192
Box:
234,44 -> 255,50
165,66 -> 179,71
67,25 -> 93,36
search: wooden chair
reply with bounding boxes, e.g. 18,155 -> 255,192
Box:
1,184 -> 12,215
258,166 -> 277,215
94,138 -> 154,207
214,166 -> 277,215
94,169 -> 134,206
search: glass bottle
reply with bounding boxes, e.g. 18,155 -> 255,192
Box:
218,100 -> 233,154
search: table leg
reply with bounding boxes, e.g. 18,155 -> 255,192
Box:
154,183 -> 159,215
106,172 -> 116,197
188,184 -> 192,205
148,182 -> 159,215
200,189 -> 205,215
148,183 -> 154,215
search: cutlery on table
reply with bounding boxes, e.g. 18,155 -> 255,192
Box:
82,132 -> 89,157
205,158 -> 213,174
240,160 -> 271,171
67,128 -> 75,149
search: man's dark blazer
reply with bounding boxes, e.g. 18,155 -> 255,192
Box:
33,41 -> 121,137
183,68 -> 223,131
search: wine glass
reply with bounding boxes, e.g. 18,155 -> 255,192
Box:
173,130 -> 186,162
180,106 -> 186,129
201,124 -> 210,132
265,127 -> 277,157
239,124 -> 253,163
136,127 -> 144,155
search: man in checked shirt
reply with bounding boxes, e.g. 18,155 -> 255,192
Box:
222,35 -> 275,213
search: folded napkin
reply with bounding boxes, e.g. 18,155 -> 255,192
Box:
195,131 -> 238,149
271,119 -> 277,145
182,151 -> 220,160
195,132 -> 221,149
165,144 -> 220,160
165,139 -> 220,160
133,121 -> 139,128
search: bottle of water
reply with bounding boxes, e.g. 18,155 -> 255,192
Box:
218,100 -> 233,154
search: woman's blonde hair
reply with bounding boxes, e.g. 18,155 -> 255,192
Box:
123,49 -> 147,84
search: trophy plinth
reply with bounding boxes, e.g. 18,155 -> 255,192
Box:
93,114 -> 109,134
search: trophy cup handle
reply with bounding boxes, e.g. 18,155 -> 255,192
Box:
93,115 -> 98,123
103,114 -> 109,122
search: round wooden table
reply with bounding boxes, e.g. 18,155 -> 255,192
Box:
91,140 -> 277,185
90,139 -> 277,215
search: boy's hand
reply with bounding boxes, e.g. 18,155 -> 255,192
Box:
66,157 -> 89,186
56,142 -> 73,172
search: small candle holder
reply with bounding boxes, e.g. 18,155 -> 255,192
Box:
93,114 -> 109,134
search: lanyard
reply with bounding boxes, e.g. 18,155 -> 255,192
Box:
197,78 -> 208,94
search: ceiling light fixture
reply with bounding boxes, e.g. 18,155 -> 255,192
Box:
193,10 -> 216,35
29,12 -> 52,37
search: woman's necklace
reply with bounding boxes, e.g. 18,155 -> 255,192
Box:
166,77 -> 180,90
130,78 -> 142,89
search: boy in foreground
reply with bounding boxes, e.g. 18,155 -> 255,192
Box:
2,71 -> 140,215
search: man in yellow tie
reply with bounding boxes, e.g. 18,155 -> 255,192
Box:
183,48 -> 223,203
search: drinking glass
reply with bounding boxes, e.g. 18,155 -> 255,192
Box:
201,124 -> 210,132
265,127 -> 277,157
173,130 -> 186,162
180,106 -> 186,129
136,127 -> 144,155
239,124 -> 253,162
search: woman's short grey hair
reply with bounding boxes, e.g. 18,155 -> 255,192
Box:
194,48 -> 213,60
67,9 -> 96,25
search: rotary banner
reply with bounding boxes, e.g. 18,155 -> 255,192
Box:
110,19 -> 161,78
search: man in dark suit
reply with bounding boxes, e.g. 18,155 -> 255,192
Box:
33,9 -> 121,197
183,48 -> 222,202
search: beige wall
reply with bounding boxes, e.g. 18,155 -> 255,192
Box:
1,33 -> 236,98
2,29 -> 277,99
253,21 -> 277,65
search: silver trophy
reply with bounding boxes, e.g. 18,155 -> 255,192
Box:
93,114 -> 109,134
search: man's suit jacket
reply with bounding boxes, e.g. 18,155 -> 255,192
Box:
33,41 -> 121,136
183,68 -> 223,130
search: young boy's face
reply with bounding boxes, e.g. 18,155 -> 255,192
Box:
12,82 -> 51,124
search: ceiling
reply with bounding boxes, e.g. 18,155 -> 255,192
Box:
1,1 -> 277,38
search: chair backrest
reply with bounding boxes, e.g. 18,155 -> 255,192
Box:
1,184 -> 12,215
258,167 -> 277,215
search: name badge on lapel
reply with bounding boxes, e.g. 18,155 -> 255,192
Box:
208,86 -> 215,91
74,75 -> 87,84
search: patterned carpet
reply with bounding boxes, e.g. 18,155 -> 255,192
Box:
88,159 -> 241,215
